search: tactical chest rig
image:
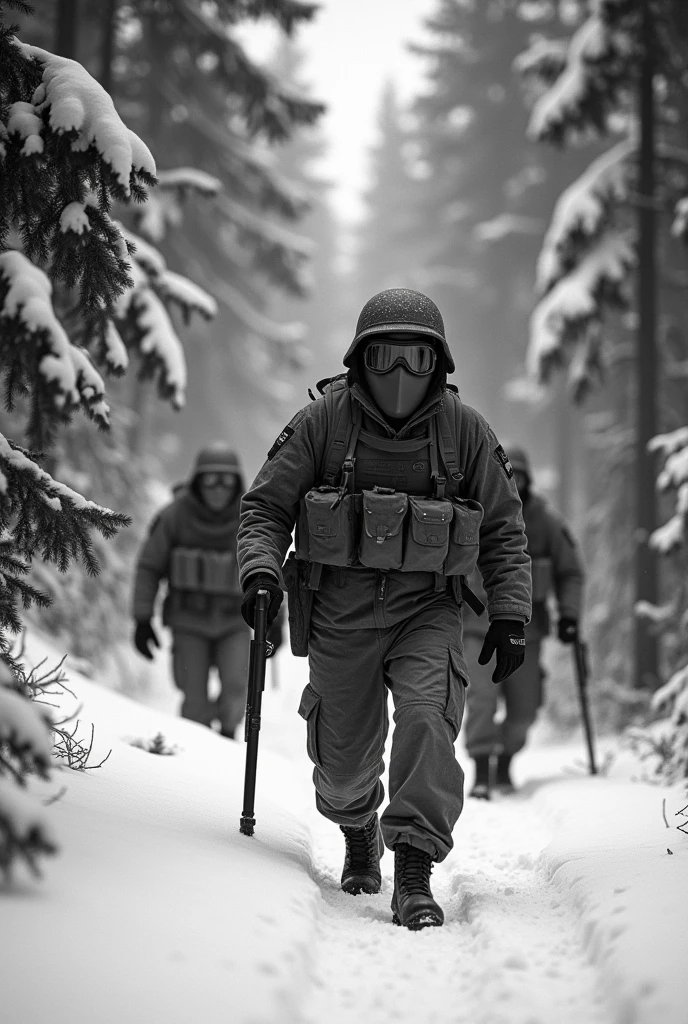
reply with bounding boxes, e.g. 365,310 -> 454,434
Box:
295,377 -> 484,583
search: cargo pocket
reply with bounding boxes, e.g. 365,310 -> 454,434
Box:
298,684 -> 323,767
403,496 -> 453,572
444,648 -> 467,742
443,499 -> 483,576
359,488 -> 408,569
304,488 -> 356,566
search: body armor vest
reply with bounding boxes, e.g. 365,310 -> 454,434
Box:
295,380 -> 484,577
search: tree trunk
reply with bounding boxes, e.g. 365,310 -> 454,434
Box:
99,0 -> 118,94
634,0 -> 659,689
54,0 -> 79,59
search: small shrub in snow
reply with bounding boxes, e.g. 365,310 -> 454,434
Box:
130,732 -> 178,756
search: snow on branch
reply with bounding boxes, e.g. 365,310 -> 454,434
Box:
210,277 -> 304,343
513,35 -> 569,84
525,11 -> 632,144
648,428 -> 688,554
528,231 -> 635,381
672,197 -> 688,243
536,139 -> 635,293
0,433 -> 129,630
116,286 -> 187,409
155,167 -> 223,196
216,193 -> 314,256
16,41 -> 156,192
156,271 -> 218,321
0,251 -> 110,427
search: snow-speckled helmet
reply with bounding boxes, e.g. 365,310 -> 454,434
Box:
343,288 -> 455,374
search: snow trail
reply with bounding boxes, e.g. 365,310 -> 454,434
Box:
297,792 -> 610,1024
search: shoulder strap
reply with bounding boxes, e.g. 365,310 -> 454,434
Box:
436,393 -> 463,489
321,380 -> 353,486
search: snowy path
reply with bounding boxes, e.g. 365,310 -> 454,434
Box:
5,636 -> 687,1024
298,790 -> 608,1024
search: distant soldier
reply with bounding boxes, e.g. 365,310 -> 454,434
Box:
132,444 -> 279,737
464,446 -> 584,798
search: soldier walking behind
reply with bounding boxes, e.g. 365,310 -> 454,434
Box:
237,289 -> 531,929
464,446 -> 584,799
132,444 -> 253,738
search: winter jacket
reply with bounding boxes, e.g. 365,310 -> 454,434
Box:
133,487 -> 243,639
463,492 -> 584,643
237,380 -> 531,631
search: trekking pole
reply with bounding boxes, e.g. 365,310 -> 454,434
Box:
572,639 -> 598,775
240,590 -> 270,836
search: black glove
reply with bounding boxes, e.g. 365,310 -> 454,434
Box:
478,619 -> 526,684
134,620 -> 160,660
241,574 -> 283,630
557,618 -> 579,645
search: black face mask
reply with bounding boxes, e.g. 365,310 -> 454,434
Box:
361,337 -> 437,421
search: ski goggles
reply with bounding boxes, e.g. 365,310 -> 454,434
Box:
364,342 -> 437,376
199,472 -> 236,488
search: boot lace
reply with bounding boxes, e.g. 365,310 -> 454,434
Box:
341,817 -> 378,870
398,846 -> 433,896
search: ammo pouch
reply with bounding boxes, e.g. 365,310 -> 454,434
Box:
443,498 -> 483,577
403,496 -> 453,573
282,552 -> 316,657
303,487 -> 357,567
531,556 -> 552,603
360,488 -> 407,570
169,547 -> 239,595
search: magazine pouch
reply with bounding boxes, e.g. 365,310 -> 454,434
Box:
282,552 -> 314,657
443,499 -> 483,577
359,488 -> 408,570
169,547 -> 239,594
531,556 -> 552,603
303,487 -> 357,566
403,496 -> 453,573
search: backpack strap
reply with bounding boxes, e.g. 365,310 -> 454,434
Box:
321,380 -> 352,486
436,394 -> 464,489
428,416 -> 446,500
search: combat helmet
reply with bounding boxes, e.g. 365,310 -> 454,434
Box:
508,446 -> 532,481
343,289 -> 455,374
190,442 -> 243,487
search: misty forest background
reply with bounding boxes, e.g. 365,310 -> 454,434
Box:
2,0 -> 688,753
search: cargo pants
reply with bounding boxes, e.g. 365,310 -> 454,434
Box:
464,633 -> 543,758
299,599 -> 467,862
172,622 -> 250,733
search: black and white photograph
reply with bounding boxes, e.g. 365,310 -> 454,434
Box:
1,1 -> 687,1021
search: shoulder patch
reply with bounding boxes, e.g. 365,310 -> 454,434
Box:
267,425 -> 295,460
493,444 -> 514,479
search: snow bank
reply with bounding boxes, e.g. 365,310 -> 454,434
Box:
533,778 -> 688,1024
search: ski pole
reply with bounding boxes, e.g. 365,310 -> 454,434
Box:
240,590 -> 270,836
572,639 -> 598,775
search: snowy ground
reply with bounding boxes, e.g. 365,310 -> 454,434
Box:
3,632 -> 688,1024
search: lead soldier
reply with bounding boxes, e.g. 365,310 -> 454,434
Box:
237,289 -> 531,929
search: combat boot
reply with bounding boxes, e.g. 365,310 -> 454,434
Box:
339,812 -> 384,894
391,842 -> 444,930
469,755 -> 491,800
495,752 -> 516,794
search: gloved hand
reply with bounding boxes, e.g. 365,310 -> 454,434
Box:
241,574 -> 283,630
134,620 -> 160,660
557,617 -> 579,645
478,619 -> 526,684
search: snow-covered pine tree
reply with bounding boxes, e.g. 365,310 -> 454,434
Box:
633,426 -> 688,779
517,0 -> 688,701
0,0 -> 185,874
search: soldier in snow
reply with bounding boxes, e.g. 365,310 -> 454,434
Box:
237,289 -> 531,930
464,446 -> 585,799
132,443 -> 282,738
